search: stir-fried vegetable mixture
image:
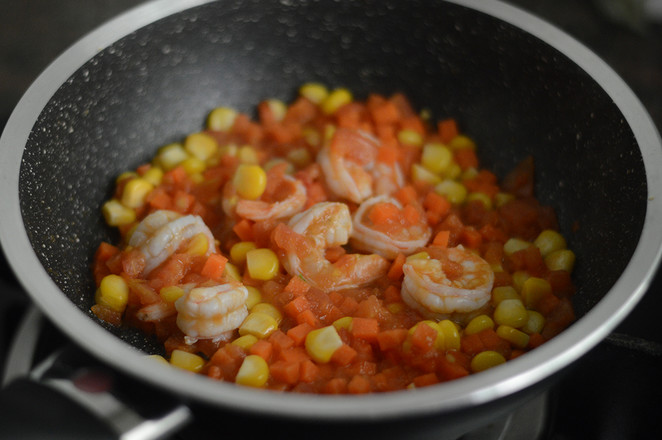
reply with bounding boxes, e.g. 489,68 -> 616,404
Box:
92,84 -> 576,393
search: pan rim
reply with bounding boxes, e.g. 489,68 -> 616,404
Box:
1,0 -> 661,420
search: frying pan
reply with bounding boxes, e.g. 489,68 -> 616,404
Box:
1,0 -> 662,438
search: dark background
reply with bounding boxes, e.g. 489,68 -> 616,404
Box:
1,1 -> 661,439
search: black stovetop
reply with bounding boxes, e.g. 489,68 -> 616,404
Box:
1,1 -> 662,439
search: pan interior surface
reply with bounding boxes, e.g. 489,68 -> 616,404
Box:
4,0 -> 659,419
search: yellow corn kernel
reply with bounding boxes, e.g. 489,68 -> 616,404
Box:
545,249 -> 576,273
460,167 -> 479,181
232,334 -> 259,351
169,349 -> 205,373
116,171 -> 138,184
465,315 -> 495,335
434,180 -> 467,204
521,310 -> 545,334
121,178 -> 154,209
207,106 -> 238,131
491,286 -> 520,304
324,124 -> 337,141
438,319 -> 461,350
305,325 -> 343,363
142,167 -> 164,186
534,230 -> 567,257
219,143 -> 238,158
411,163 -> 442,185
181,157 -> 207,175
406,251 -> 430,262
421,143 -> 453,175
246,248 -> 280,281
236,355 -> 269,387
494,298 -> 528,328
230,241 -> 258,265
521,277 -> 553,309
224,262 -> 242,282
299,82 -> 329,104
160,285 -> 185,303
512,271 -> 531,292
239,312 -> 279,339
503,238 -> 532,256
251,303 -> 282,324
185,132 -> 218,161
185,232 -> 209,257
496,325 -> 530,349
448,134 -> 476,151
495,192 -> 515,208
387,303 -> 404,314
238,145 -> 259,164
333,316 -> 353,330
287,148 -> 312,168
266,99 -> 287,122
397,129 -> 423,147
466,192 -> 492,209
245,286 -> 262,310
96,274 -> 129,313
444,162 -> 463,180
233,164 -> 267,200
146,354 -> 169,365
321,88 -> 352,115
471,350 -> 506,373
302,127 -> 322,148
102,199 -> 136,226
156,143 -> 189,171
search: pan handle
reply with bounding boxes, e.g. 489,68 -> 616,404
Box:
0,307 -> 192,440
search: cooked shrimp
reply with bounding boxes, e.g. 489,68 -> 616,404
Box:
401,246 -> 494,319
317,128 -> 404,203
351,195 -> 432,259
273,202 -> 390,292
224,163 -> 307,221
129,210 -> 217,275
175,282 -> 249,344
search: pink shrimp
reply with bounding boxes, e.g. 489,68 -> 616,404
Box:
272,202 -> 390,292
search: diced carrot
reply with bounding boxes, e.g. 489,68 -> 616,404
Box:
402,204 -> 421,225
437,355 -> 469,381
286,322 -> 314,346
324,246 -> 346,264
249,339 -> 273,361
413,373 -> 439,388
383,285 -> 401,303
296,309 -> 320,328
438,118 -> 459,144
528,333 -> 545,349
369,202 -> 400,225
432,230 -> 450,248
200,254 -> 228,281
387,253 -> 406,281
327,291 -> 344,307
377,329 -> 408,351
173,190 -> 195,214
347,375 -> 372,394
206,364 -> 223,380
376,143 -> 399,164
410,322 -> 437,353
370,99 -> 400,126
460,333 -> 485,356
279,347 -> 310,364
331,344 -> 358,366
424,192 -> 451,219
339,296 -> 359,315
283,296 -> 311,318
268,330 -> 295,354
454,148 -> 479,170
270,360 -> 300,385
165,166 -> 189,188
90,304 -> 122,326
536,293 -> 561,316
322,378 -> 348,394
299,359 -> 320,383
351,318 -> 380,342
232,218 -> 254,242
146,188 -> 173,210
394,185 -> 418,206
460,227 -> 483,249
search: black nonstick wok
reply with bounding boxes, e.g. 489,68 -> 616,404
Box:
1,0 -> 662,438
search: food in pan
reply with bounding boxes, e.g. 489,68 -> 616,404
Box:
92,83 -> 576,393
